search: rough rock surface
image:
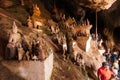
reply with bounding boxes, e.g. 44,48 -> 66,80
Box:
0,0 -> 14,8
1,53 -> 53,80
0,0 -> 119,80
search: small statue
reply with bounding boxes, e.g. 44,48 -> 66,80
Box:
27,16 -> 33,29
21,0 -> 24,6
9,21 -> 19,45
76,19 -> 92,37
5,21 -> 21,59
47,48 -> 53,56
35,43 -> 46,60
86,35 -> 92,52
17,43 -> 24,61
32,55 -> 38,61
62,14 -> 66,21
33,20 -> 43,29
72,40 -> 78,61
50,25 -> 59,34
53,6 -> 58,15
32,4 -> 41,17
61,35 -> 67,60
24,51 -> 30,61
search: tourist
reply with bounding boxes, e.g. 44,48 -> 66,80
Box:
103,49 -> 111,63
118,58 -> 120,72
111,51 -> 118,64
97,62 -> 115,80
112,60 -> 119,77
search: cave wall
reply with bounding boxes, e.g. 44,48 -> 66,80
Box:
42,0 -> 120,49
42,0 -> 86,22
98,0 -> 120,49
98,0 -> 120,30
42,0 -> 119,32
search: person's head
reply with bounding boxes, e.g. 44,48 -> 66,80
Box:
118,58 -> 120,61
107,48 -> 110,53
102,62 -> 110,69
113,51 -> 117,54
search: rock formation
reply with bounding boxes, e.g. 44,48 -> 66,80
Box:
0,0 -> 119,80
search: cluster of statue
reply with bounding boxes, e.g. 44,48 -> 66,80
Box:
47,19 -> 60,34
72,39 -> 85,67
26,2 -> 92,38
73,19 -> 92,37
4,2 -> 93,66
5,21 -> 53,61
44,7 -> 92,63
27,4 -> 45,29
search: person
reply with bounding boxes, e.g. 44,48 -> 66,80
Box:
111,51 -> 118,64
103,49 -> 111,63
118,58 -> 120,72
112,60 -> 119,77
97,62 -> 115,80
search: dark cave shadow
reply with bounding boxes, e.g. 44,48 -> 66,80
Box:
113,27 -> 120,43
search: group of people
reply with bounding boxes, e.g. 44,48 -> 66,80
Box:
97,48 -> 120,80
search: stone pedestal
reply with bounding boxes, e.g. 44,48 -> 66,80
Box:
1,53 -> 53,80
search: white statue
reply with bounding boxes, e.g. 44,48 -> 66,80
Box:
5,21 -> 21,59
86,35 -> 92,52
72,40 -> 78,61
61,35 -> 67,60
9,21 -> 20,45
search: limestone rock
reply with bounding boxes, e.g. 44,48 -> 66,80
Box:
78,0 -> 116,10
0,0 -> 14,8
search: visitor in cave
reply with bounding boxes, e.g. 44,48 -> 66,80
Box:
112,60 -> 119,78
111,51 -> 118,66
103,48 -> 111,63
97,62 -> 115,80
118,58 -> 120,71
